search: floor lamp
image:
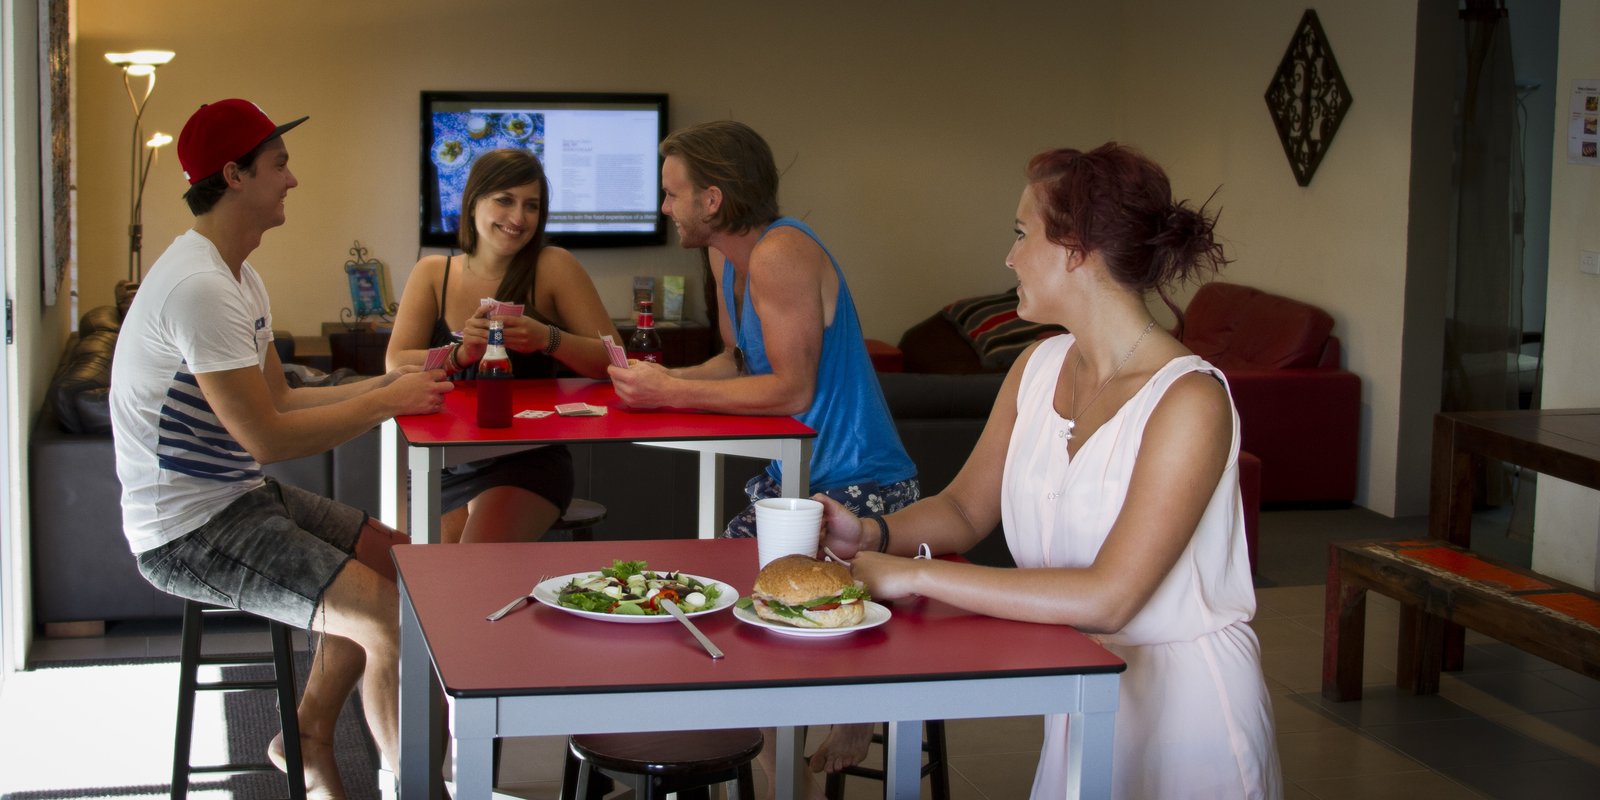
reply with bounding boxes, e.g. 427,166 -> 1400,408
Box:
105,49 -> 174,285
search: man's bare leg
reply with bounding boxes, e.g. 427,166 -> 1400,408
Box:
268,520 -> 408,799
268,633 -> 361,800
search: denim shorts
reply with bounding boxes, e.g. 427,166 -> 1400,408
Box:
723,473 -> 921,539
135,478 -> 368,630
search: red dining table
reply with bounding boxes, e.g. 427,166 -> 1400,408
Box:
379,378 -> 817,542
393,538 -> 1125,800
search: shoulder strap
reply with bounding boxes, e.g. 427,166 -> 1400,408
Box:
437,255 -> 452,323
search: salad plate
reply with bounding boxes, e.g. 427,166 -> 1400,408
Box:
503,113 -> 535,140
432,138 -> 469,171
732,600 -> 891,638
533,570 -> 734,624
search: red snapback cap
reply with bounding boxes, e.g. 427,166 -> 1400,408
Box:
177,98 -> 308,184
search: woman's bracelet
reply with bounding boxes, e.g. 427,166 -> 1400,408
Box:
868,513 -> 891,553
445,342 -> 462,373
543,325 -> 562,355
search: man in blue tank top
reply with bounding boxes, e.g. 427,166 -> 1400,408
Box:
608,120 -> 919,787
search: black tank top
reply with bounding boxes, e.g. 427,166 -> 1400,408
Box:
430,255 -> 559,379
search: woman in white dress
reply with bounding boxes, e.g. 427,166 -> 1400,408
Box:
818,143 -> 1282,799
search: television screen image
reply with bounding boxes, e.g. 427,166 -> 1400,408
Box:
421,91 -> 668,249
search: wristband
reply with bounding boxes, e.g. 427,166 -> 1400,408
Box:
869,514 -> 891,553
543,326 -> 562,355
445,343 -> 462,373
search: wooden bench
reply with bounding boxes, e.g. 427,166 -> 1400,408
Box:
1322,538 -> 1600,701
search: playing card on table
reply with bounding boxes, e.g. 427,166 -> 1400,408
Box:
600,334 -> 630,368
423,345 -> 453,371
514,409 -> 553,419
555,403 -> 607,417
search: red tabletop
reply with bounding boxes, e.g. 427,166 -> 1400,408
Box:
395,378 -> 816,446
393,539 -> 1124,699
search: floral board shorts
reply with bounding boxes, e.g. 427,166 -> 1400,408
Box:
722,473 -> 921,539
135,478 -> 369,630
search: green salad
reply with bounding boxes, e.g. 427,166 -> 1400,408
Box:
555,560 -> 723,616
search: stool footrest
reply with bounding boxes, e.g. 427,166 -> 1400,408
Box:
195,678 -> 279,692
189,762 -> 277,774
197,652 -> 276,667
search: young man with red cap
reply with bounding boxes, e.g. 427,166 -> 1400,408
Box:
110,99 -> 450,797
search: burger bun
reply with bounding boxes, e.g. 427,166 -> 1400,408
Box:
751,555 -> 867,629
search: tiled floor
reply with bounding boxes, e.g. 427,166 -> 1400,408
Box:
9,505 -> 1600,798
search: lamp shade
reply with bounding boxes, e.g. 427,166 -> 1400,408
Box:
104,50 -> 175,67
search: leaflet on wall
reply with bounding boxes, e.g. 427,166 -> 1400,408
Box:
1569,80 -> 1600,165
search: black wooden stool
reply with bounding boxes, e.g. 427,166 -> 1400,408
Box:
565,728 -> 762,800
549,497 -> 607,541
172,599 -> 306,800
823,720 -> 951,800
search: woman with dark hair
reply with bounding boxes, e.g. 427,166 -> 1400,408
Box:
388,148 -> 620,543
819,143 -> 1281,798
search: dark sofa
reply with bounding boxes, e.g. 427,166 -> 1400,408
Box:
30,307 -> 381,628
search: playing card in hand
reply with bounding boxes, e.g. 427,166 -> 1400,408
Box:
601,335 -> 629,368
479,297 -> 523,317
423,345 -> 453,371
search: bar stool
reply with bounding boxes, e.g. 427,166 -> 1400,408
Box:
172,599 -> 307,800
548,497 -> 607,541
565,728 -> 762,800
823,720 -> 951,800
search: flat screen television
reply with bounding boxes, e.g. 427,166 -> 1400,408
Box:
420,90 -> 668,249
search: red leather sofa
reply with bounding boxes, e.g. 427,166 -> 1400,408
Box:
1180,282 -> 1361,505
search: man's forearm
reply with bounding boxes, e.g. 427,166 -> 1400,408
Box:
661,371 -> 810,416
281,375 -> 382,410
668,349 -> 739,381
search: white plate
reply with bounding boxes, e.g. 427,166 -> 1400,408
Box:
432,138 -> 469,170
503,112 -> 535,140
533,571 -> 735,624
732,600 -> 891,638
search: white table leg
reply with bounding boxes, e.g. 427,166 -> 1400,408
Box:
451,699 -> 496,800
774,725 -> 807,800
380,419 -> 403,530
1066,672 -> 1120,799
778,438 -> 811,499
698,450 -> 724,539
398,578 -> 444,800
408,445 -> 444,545
884,721 -> 922,799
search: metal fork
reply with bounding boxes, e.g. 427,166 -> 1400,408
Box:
486,575 -> 549,621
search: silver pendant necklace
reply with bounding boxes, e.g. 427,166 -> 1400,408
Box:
1065,320 -> 1156,442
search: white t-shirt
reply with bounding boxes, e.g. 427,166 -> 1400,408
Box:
112,229 -> 275,553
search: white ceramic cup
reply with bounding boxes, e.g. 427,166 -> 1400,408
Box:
755,497 -> 824,567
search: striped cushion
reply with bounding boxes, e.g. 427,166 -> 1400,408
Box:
941,289 -> 1066,370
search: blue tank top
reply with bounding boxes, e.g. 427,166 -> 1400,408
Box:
723,218 -> 916,491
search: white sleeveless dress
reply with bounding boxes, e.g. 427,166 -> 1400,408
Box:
1002,334 -> 1281,799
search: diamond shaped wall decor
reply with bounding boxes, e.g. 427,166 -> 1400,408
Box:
1264,9 -> 1353,186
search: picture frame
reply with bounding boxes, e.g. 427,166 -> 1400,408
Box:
39,0 -> 72,306
341,241 -> 396,326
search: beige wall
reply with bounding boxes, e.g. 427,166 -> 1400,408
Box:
1534,0 -> 1600,589
74,0 -> 1121,340
74,0 -> 1427,513
7,0 -> 77,669
1111,0 -> 1424,516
